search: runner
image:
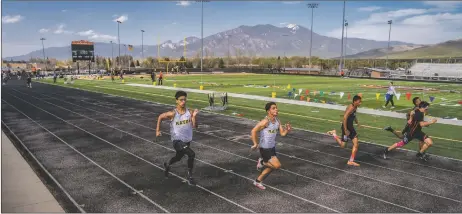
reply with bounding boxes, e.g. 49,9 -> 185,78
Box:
26,74 -> 32,88
156,90 -> 199,185
327,95 -> 362,166
383,101 -> 436,161
251,102 -> 292,190
158,71 -> 163,85
384,97 -> 424,150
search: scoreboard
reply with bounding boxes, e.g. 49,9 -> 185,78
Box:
71,40 -> 95,62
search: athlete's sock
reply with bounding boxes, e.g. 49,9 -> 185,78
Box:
332,133 -> 338,139
349,147 -> 358,162
349,154 -> 356,162
395,140 -> 405,148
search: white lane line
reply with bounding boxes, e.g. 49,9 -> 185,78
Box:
41,85 -> 462,171
37,81 -> 462,165
1,120 -> 86,213
35,89 -> 462,187
8,89 -> 339,213
15,90 -> 428,212
1,98 -> 170,213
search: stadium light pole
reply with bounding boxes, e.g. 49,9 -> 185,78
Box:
110,41 -> 114,71
226,34 -> 231,68
386,20 -> 392,70
40,38 -> 46,71
282,34 -> 289,71
117,20 -> 122,67
343,20 -> 348,71
40,38 -> 46,62
196,0 -> 210,73
141,30 -> 145,59
339,0 -> 346,73
307,3 -> 318,69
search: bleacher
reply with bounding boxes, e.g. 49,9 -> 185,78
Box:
398,63 -> 462,81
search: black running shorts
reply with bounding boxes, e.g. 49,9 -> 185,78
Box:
259,147 -> 277,163
341,125 -> 357,141
173,140 -> 191,152
403,131 -> 428,144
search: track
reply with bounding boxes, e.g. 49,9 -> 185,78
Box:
1,80 -> 462,213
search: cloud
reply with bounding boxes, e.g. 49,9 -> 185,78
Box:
77,30 -> 95,36
282,1 -> 300,4
326,11 -> 462,44
62,9 -> 67,12
89,34 -> 117,41
113,15 -> 128,23
77,29 -> 117,41
356,9 -> 428,25
172,22 -> 177,25
54,24 -> 73,34
176,1 -> 191,6
423,1 -> 462,8
2,15 -> 24,24
358,6 -> 381,12
39,28 -> 49,33
279,22 -> 288,26
401,12 -> 462,25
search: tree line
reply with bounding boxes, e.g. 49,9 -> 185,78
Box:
18,55 -> 459,72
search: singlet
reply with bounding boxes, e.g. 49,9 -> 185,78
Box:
259,116 -> 279,149
169,108 -> 193,142
406,106 -> 419,121
344,104 -> 357,128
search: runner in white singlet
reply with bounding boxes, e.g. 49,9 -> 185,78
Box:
250,102 -> 291,190
156,91 -> 199,186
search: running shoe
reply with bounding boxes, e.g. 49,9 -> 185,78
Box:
253,181 -> 266,190
326,130 -> 336,135
256,158 -> 263,171
187,171 -> 196,186
347,161 -> 360,166
383,126 -> 393,132
418,153 -> 430,162
383,148 -> 389,160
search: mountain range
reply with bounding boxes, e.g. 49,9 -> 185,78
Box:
4,24 -> 420,61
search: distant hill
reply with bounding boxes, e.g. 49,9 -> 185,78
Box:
384,39 -> 462,59
343,45 -> 425,59
344,39 -> 462,59
3,24 -> 414,61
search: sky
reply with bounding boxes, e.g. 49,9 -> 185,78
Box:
2,0 -> 462,57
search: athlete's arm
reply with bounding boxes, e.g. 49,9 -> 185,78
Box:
251,119 -> 268,150
156,111 -> 174,137
279,120 -> 291,136
419,118 -> 437,127
354,117 -> 360,127
190,109 -> 199,128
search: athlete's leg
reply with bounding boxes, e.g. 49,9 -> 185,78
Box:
257,157 -> 281,181
183,146 -> 196,185
347,137 -> 360,166
327,130 -> 346,148
384,126 -> 404,139
164,148 -> 186,177
419,137 -> 433,154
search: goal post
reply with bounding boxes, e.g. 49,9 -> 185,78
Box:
157,37 -> 188,74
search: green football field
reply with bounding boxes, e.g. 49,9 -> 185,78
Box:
39,74 -> 462,160
106,73 -> 461,119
